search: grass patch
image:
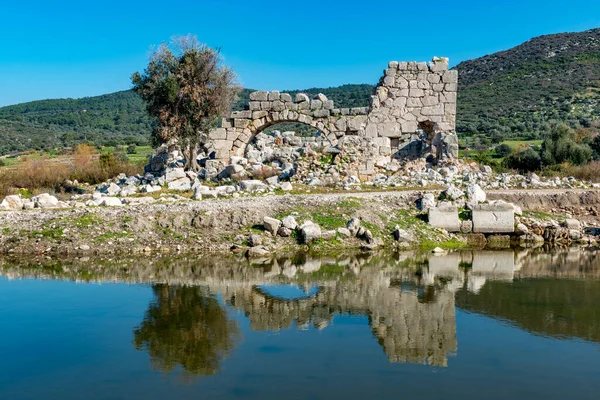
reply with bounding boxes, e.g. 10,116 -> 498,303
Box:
29,227 -> 64,240
420,238 -> 468,251
72,214 -> 102,228
96,231 -> 130,242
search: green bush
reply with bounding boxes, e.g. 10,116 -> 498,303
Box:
504,148 -> 541,172
494,144 -> 512,158
542,125 -> 592,166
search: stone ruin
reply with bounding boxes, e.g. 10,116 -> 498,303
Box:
205,57 -> 458,179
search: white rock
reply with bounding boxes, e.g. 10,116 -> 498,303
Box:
0,195 -> 24,211
100,197 -> 124,207
282,215 -> 298,230
466,184 -> 486,203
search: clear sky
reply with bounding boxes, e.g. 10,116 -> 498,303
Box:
1,0 -> 599,107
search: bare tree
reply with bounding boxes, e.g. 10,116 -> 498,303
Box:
132,35 -> 240,171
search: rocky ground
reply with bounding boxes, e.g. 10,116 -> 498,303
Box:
3,133 -> 600,257
2,187 -> 600,257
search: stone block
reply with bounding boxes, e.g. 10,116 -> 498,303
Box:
268,91 -> 280,101
378,122 -> 401,137
421,104 -> 445,116
428,206 -> 460,232
310,99 -> 323,110
212,140 -> 233,150
249,91 -> 268,101
406,97 -> 422,107
442,70 -> 458,84
209,128 -> 227,140
295,93 -> 310,103
472,204 -> 515,233
409,88 -> 424,97
280,93 -> 292,102
249,101 -> 261,111
401,121 -> 418,133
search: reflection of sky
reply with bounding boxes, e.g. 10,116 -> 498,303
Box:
0,277 -> 599,400
257,284 -> 319,300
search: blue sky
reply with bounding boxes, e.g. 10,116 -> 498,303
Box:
1,0 -> 599,107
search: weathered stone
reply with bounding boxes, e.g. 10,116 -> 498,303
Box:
282,215 -> 298,230
472,204 -> 515,233
165,168 -> 186,183
428,206 -> 460,232
419,193 -> 437,211
563,219 -> 581,230
249,91 -> 268,101
346,218 -> 361,237
466,184 -> 486,203
168,178 -> 192,191
393,226 -> 413,242
239,180 -> 268,192
100,197 -> 123,207
299,221 -> 321,244
460,220 -> 473,233
0,195 -> 23,211
263,217 -> 282,236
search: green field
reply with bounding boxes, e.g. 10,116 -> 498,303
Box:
100,145 -> 153,165
500,140 -> 543,149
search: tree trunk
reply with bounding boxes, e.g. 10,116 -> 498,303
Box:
184,142 -> 200,172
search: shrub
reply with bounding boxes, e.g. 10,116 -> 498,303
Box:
494,144 -> 512,158
127,144 -> 137,154
542,125 -> 592,166
504,148 -> 542,172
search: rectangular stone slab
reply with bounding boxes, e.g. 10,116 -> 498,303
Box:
472,205 -> 515,233
428,206 -> 460,232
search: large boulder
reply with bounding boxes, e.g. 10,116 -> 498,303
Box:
299,221 -> 322,244
165,167 -> 187,183
167,178 -> 192,191
418,193 -> 437,211
466,184 -> 486,203
0,195 -> 24,211
239,180 -> 268,192
263,217 -> 282,236
100,197 -> 124,207
346,218 -> 361,237
32,193 -> 61,209
282,215 -> 298,230
442,185 -> 464,200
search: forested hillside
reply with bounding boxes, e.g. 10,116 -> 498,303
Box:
0,91 -> 151,154
0,85 -> 374,155
455,27 -> 600,141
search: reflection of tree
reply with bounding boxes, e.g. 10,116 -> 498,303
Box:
133,285 -> 240,376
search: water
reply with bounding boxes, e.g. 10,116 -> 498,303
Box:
0,249 -> 599,399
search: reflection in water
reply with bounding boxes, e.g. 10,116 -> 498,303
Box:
2,247 -> 600,376
132,285 -> 240,376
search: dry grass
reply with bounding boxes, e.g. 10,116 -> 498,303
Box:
541,161 -> 600,182
0,145 -> 143,197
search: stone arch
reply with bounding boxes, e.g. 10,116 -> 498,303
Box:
205,57 -> 459,173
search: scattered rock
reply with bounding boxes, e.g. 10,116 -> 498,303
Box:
299,221 -> 321,244
263,217 -> 282,236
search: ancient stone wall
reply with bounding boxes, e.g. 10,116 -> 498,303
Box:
205,57 -> 458,176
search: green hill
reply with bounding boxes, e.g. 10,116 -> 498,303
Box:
455,27 -> 600,141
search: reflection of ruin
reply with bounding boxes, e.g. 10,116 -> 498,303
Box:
223,272 -> 457,367
2,247 -> 600,370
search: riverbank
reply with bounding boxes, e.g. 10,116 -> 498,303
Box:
2,188 -> 600,256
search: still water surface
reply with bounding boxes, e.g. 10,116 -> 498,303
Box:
0,249 -> 599,399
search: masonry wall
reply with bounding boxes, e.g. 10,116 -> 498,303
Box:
205,57 -> 459,176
